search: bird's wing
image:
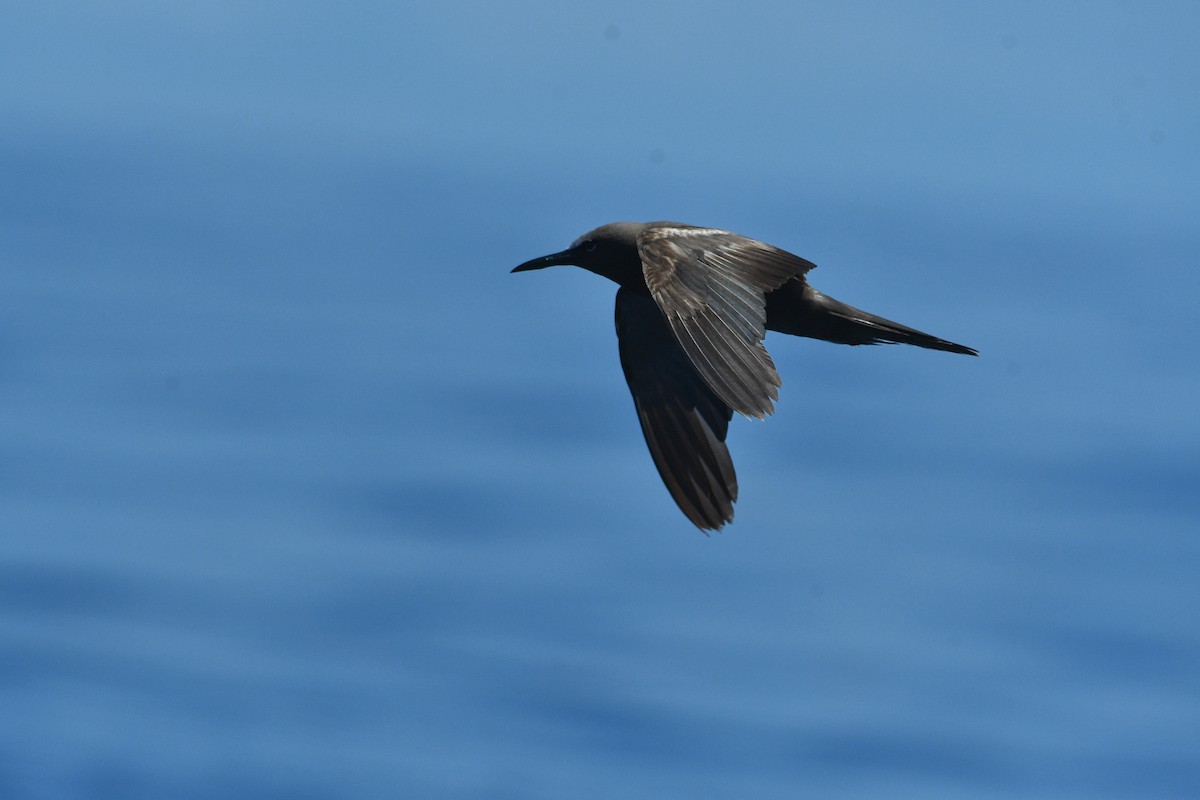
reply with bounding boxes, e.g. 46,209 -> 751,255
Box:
616,287 -> 737,531
637,225 -> 815,419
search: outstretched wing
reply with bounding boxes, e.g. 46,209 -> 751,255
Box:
637,224 -> 815,419
616,287 -> 737,531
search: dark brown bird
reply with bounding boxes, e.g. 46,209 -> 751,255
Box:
513,222 -> 976,531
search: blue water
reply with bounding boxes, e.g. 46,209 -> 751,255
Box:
2,3 -> 1198,798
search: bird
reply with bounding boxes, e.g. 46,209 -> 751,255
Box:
512,221 -> 976,531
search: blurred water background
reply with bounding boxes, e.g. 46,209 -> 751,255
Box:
2,3 -> 1198,798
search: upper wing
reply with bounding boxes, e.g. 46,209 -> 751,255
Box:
637,224 -> 815,419
616,287 -> 737,531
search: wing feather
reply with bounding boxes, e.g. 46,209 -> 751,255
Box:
616,288 -> 737,531
637,224 -> 815,418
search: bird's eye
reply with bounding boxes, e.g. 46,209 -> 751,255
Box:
584,241 -> 598,253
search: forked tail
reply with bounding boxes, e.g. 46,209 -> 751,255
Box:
765,282 -> 978,356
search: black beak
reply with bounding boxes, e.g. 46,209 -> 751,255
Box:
511,246 -> 584,273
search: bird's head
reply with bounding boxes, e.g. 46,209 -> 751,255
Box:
512,222 -> 647,286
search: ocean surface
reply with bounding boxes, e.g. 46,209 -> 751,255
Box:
2,4 -> 1197,798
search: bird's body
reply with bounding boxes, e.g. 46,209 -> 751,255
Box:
513,221 -> 976,531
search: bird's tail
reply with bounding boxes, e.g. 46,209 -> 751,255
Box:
766,283 -> 978,356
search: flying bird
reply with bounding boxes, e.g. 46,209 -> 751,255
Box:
512,222 -> 976,531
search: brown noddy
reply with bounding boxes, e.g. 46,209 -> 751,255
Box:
513,221 -> 976,531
